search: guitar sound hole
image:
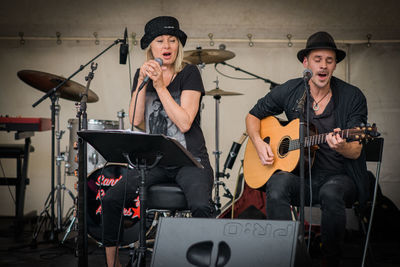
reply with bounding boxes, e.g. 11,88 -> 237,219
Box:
278,137 -> 290,157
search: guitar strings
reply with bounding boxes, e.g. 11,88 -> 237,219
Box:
279,129 -> 355,151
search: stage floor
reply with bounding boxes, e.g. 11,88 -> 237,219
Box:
0,216 -> 399,267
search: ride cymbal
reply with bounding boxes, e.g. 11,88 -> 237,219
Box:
205,88 -> 243,97
184,49 -> 235,65
17,70 -> 99,103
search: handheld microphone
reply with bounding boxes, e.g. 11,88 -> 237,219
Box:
119,27 -> 128,64
302,68 -> 313,82
131,57 -> 164,131
137,58 -> 163,91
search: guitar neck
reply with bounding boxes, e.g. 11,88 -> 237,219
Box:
289,129 -> 354,151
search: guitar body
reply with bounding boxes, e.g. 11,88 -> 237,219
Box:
244,116 -> 378,189
244,116 -> 301,189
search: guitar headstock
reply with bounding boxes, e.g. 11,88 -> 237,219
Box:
350,123 -> 380,142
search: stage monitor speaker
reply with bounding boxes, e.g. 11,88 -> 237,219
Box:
151,217 -> 311,267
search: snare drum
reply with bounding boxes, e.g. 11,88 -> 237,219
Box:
66,119 -> 119,175
87,164 -> 140,245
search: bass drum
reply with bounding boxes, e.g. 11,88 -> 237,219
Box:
87,164 -> 140,245
67,119 -> 120,175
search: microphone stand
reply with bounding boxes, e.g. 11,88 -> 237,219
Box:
31,37 -> 125,266
76,62 -> 97,267
295,79 -> 310,241
215,62 -> 279,89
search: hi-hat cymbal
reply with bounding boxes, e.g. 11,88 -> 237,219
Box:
205,88 -> 243,97
17,70 -> 99,103
184,49 -> 235,65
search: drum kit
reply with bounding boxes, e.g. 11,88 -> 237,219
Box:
17,47 -> 242,246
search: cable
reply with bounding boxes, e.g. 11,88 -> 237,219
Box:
214,63 -> 258,81
117,165 -> 129,266
0,159 -> 16,204
113,164 -> 129,267
99,162 -> 108,246
130,83 -> 141,132
127,46 -> 133,99
306,87 -> 313,252
61,158 -> 68,223
230,162 -> 244,219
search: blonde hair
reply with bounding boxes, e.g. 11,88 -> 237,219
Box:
146,38 -> 184,73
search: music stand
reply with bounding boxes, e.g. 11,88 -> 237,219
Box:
77,130 -> 202,266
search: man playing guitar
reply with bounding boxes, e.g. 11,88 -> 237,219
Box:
245,31 -> 368,267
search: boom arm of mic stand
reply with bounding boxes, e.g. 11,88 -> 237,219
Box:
216,62 -> 279,89
32,38 -> 125,108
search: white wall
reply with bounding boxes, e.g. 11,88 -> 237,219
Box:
0,0 -> 399,217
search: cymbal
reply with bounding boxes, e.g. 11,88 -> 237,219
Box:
184,49 -> 235,65
17,70 -> 99,103
205,88 -> 243,96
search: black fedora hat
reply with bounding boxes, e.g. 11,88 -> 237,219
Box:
140,16 -> 187,49
297,31 -> 346,63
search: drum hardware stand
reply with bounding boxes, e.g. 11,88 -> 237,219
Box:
211,78 -> 235,213
30,182 -> 76,244
117,109 -> 126,130
58,144 -> 79,245
15,92 -> 62,248
27,97 -> 77,248
55,101 -> 68,232
57,145 -> 77,245
194,46 -> 207,71
61,197 -> 77,244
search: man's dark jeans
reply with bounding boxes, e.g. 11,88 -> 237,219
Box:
265,170 -> 357,265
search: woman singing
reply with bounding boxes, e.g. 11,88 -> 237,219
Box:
103,16 -> 214,267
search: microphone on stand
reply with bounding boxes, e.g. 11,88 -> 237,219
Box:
137,58 -> 163,91
295,69 -> 313,112
119,27 -> 128,64
223,132 -> 248,172
302,68 -> 313,82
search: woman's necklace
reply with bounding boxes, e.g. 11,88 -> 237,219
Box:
166,71 -> 175,86
169,72 -> 175,85
312,89 -> 331,111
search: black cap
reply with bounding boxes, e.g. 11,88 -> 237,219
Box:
140,16 -> 187,49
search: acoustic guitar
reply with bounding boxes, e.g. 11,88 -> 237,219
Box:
243,116 -> 378,189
